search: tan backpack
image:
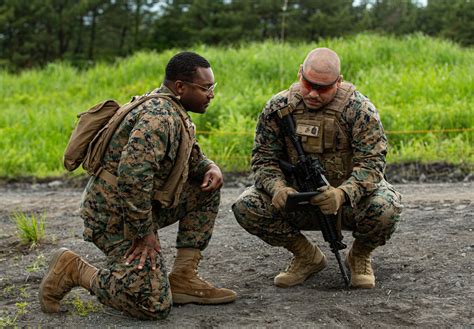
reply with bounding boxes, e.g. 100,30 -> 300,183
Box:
64,93 -> 174,175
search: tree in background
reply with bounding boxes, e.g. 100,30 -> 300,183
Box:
366,0 -> 420,35
0,0 -> 159,69
420,0 -> 474,46
0,0 -> 472,70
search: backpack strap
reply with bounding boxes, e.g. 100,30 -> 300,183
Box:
96,166 -> 118,186
88,92 -> 176,177
94,93 -> 193,207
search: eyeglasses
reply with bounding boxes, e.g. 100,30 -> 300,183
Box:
181,80 -> 217,95
300,67 -> 340,92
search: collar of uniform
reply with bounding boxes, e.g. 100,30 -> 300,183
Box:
152,85 -> 194,131
153,84 -> 177,97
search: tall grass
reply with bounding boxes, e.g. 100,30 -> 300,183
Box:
10,212 -> 46,247
0,33 -> 472,176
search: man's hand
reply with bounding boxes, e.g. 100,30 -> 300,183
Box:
201,164 -> 223,192
124,232 -> 161,270
272,187 -> 298,210
310,186 -> 345,215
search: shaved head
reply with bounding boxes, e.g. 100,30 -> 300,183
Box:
302,48 -> 340,79
298,47 -> 342,109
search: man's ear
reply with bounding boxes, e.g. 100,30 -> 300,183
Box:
174,80 -> 186,96
297,64 -> 303,80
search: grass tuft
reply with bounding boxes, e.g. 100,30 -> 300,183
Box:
11,212 -> 46,247
67,294 -> 103,317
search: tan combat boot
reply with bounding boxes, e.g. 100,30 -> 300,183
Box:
274,234 -> 327,288
39,248 -> 98,313
168,248 -> 237,304
345,240 -> 376,289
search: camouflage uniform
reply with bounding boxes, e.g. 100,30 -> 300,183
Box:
80,85 -> 219,320
233,82 -> 402,249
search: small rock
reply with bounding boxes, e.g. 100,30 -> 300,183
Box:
419,173 -> 427,183
48,180 -> 63,187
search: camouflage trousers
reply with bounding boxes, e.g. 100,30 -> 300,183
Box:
232,184 -> 402,249
80,177 -> 220,320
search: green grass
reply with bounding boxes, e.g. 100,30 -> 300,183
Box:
0,302 -> 28,328
66,294 -> 103,317
0,33 -> 472,177
10,212 -> 46,247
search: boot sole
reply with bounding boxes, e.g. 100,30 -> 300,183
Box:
275,254 -> 328,288
172,293 -> 236,305
352,282 -> 375,289
39,248 -> 70,313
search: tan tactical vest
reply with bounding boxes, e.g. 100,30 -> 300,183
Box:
283,82 -> 356,187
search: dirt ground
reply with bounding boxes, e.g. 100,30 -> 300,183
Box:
0,178 -> 472,328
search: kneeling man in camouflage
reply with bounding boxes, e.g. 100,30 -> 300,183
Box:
39,52 -> 236,320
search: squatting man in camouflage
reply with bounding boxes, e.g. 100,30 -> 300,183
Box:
233,48 -> 403,289
39,52 -> 236,320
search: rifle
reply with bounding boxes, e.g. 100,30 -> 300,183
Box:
277,109 -> 350,287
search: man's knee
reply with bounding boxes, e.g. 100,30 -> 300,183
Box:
354,188 -> 403,247
133,296 -> 172,320
202,187 -> 221,210
121,264 -> 172,320
232,187 -> 270,233
232,193 -> 254,231
373,188 -> 403,226
179,178 -> 221,213
106,278 -> 172,320
94,257 -> 173,320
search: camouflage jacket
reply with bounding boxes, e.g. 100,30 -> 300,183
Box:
252,82 -> 388,208
80,85 -> 213,240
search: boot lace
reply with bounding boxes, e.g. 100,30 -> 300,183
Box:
285,256 -> 306,273
192,268 -> 213,287
353,253 -> 371,275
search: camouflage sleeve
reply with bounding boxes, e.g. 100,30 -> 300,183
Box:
189,141 -> 214,179
252,99 -> 290,196
338,94 -> 387,207
117,100 -> 178,240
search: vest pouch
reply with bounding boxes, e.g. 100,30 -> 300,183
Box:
295,118 -> 323,154
322,155 -> 346,186
323,117 -> 337,150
